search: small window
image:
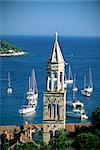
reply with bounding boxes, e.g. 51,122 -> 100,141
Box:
49,80 -> 51,90
57,104 -> 60,119
48,104 -> 52,118
53,103 -> 56,119
60,72 -> 62,82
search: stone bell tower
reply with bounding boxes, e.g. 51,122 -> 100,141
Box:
43,32 -> 66,144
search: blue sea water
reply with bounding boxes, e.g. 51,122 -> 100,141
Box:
0,35 -> 100,125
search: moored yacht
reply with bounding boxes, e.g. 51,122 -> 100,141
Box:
18,68 -> 38,115
81,68 -> 93,97
67,74 -> 84,109
26,69 -> 38,101
65,65 -> 73,85
72,74 -> 78,92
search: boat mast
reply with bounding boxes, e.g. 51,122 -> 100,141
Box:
34,69 -> 38,94
8,72 -> 11,88
70,67 -> 73,80
89,68 -> 93,88
29,76 -> 31,91
84,75 -> 86,90
68,65 -> 70,80
73,74 -> 75,99
31,68 -> 38,94
73,74 -> 75,89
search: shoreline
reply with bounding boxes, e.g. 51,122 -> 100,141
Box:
0,51 -> 27,57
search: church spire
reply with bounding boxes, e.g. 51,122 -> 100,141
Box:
55,32 -> 58,41
49,32 -> 64,63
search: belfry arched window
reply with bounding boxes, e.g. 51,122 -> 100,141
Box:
48,103 -> 52,118
49,79 -> 51,90
54,71 -> 57,90
57,103 -> 60,119
60,72 -> 62,82
53,103 -> 56,119
54,71 -> 57,78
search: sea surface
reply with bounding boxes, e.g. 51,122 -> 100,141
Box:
0,35 -> 100,125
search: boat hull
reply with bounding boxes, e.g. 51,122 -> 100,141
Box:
72,87 -> 78,92
66,111 -> 88,120
65,80 -> 73,85
81,90 -> 91,97
7,88 -> 12,94
85,87 -> 93,93
18,106 -> 36,115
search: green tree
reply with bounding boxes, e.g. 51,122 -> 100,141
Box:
14,143 -> 38,150
73,132 -> 100,150
91,107 -> 100,129
49,129 -> 74,150
0,40 -> 23,53
13,141 -> 50,150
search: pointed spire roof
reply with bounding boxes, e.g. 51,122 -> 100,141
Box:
49,32 -> 64,63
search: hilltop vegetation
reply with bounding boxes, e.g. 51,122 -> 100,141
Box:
0,40 -> 25,55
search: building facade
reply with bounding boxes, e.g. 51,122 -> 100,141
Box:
43,32 -> 66,144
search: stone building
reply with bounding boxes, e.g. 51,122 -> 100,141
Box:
43,32 -> 66,144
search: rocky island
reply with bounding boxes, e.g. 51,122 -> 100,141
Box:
0,40 -> 26,56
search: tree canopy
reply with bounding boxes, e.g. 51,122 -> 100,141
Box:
0,40 -> 22,54
91,107 -> 100,129
73,132 -> 100,150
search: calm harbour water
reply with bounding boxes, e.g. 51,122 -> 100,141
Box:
0,35 -> 100,125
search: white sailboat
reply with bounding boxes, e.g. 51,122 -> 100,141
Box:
7,72 -> 12,94
72,74 -> 78,93
81,68 -> 93,97
85,68 -> 93,93
65,65 -> 73,85
27,69 -> 38,102
72,74 -> 84,108
18,68 -> 38,115
67,74 -> 84,109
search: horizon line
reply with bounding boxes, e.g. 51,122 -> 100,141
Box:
1,34 -> 100,38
